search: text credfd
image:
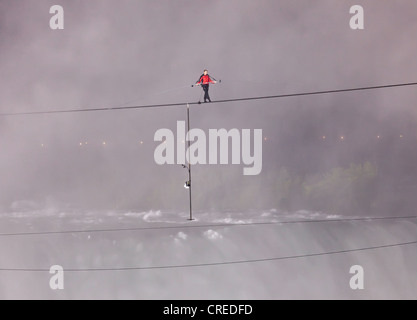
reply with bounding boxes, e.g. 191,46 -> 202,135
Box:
208,305 -> 252,315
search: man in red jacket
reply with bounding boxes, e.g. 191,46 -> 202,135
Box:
195,69 -> 217,103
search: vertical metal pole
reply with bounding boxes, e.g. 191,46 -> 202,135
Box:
187,103 -> 193,221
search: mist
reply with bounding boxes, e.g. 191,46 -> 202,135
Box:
0,0 -> 416,299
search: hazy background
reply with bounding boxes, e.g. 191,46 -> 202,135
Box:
0,0 -> 417,299
1,0 -> 417,214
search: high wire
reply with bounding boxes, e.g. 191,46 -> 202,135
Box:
1,81 -> 417,116
0,240 -> 416,272
0,215 -> 416,238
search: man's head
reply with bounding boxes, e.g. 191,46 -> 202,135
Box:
203,69 -> 208,75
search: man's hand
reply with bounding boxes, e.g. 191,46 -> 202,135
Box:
213,81 -> 217,84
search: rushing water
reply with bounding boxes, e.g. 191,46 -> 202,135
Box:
0,206 -> 416,299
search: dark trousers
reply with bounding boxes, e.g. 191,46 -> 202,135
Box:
202,84 -> 211,102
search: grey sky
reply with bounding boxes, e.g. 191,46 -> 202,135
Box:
1,0 -> 417,212
1,0 -> 417,300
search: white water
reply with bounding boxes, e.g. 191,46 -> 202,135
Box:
0,206 -> 416,299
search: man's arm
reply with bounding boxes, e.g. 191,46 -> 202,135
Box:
195,75 -> 203,85
209,76 -> 217,84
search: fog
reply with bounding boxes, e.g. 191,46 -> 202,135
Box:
0,0 -> 416,299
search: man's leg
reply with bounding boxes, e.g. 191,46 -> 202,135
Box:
203,84 -> 208,102
204,85 -> 211,102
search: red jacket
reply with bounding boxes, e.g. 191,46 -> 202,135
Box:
196,74 -> 215,85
